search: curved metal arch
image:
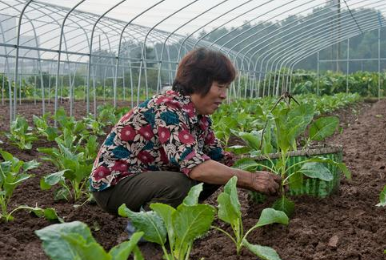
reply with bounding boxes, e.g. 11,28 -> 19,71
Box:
12,0 -> 33,121
209,0 -> 300,52
259,4 -> 386,86
137,0 -> 199,104
281,21 -> 386,91
249,2 -> 386,96
113,0 -> 165,107
264,11 -> 386,96
54,0 -> 86,120
235,0 -> 347,71
247,0 -> 381,69
193,0 -> 272,49
158,0 -> 230,89
86,0 -> 126,116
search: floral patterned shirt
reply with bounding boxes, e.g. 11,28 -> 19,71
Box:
89,90 -> 234,192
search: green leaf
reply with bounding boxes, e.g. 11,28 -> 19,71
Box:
255,208 -> 289,228
309,116 -> 339,141
109,232 -> 144,260
61,233 -> 110,260
225,145 -> 251,155
376,185 -> 386,207
182,183 -> 203,206
54,188 -> 71,201
242,239 -> 282,260
272,196 -> 295,217
173,204 -> 215,244
298,162 -> 333,181
150,203 -> 176,248
217,176 -> 241,226
0,150 -> 14,162
238,131 -> 262,151
23,160 -> 40,171
118,204 -> 167,245
233,158 -> 260,171
40,170 -> 68,190
307,157 -> 351,180
35,221 -> 100,260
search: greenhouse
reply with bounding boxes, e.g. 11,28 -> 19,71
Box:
0,0 -> 385,260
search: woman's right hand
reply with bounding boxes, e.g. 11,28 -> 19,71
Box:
249,171 -> 281,195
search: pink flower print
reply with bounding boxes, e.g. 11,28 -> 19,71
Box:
205,131 -> 215,144
166,99 -> 181,109
178,129 -> 195,144
160,147 -> 169,163
158,126 -> 170,144
120,125 -> 136,141
138,150 -> 154,164
156,96 -> 171,104
199,117 -> 209,130
182,102 -> 195,117
111,160 -> 128,172
184,150 -> 196,160
93,166 -> 111,181
120,110 -> 134,122
139,125 -> 154,140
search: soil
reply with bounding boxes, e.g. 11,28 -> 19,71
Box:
0,98 -> 386,260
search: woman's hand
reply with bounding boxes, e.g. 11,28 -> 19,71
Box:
249,171 -> 281,195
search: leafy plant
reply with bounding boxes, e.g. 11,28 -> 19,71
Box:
118,183 -> 216,260
7,204 -> 63,222
35,221 -> 144,260
33,113 -> 58,141
0,149 -> 39,221
234,95 -> 351,216
213,176 -> 288,258
38,130 -> 98,202
376,185 -> 386,207
4,116 -> 38,150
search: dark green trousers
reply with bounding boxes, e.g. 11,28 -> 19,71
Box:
92,171 -> 220,214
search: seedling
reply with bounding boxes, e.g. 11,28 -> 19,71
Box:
35,221 -> 144,260
119,183 -> 215,260
4,116 -> 37,150
0,149 -> 39,221
234,93 -> 351,216
213,176 -> 288,259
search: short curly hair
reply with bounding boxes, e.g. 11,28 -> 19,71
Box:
172,48 -> 236,97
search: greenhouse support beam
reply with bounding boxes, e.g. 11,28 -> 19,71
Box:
86,0 -> 126,117
12,0 -> 33,124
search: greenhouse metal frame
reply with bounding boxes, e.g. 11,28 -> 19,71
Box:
1,0 -> 385,123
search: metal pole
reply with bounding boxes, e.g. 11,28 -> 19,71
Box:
13,0 -> 34,122
317,51 -> 320,95
55,0 -> 86,126
346,38 -> 349,93
378,27 -> 381,99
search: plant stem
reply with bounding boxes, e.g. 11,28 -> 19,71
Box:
211,226 -> 237,247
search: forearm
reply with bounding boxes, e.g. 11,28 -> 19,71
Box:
189,160 -> 252,190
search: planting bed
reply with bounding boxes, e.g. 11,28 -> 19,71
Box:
0,99 -> 386,260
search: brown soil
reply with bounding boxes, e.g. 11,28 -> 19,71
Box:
1,99 -> 386,260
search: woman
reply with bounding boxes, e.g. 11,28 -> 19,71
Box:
90,47 -> 280,215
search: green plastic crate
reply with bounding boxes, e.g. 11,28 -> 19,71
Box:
251,145 -> 343,198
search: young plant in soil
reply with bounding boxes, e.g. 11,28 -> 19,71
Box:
4,116 -> 38,150
38,129 -> 98,202
233,94 -> 351,216
35,221 -> 144,260
118,183 -> 215,260
213,176 -> 289,259
0,149 -> 39,221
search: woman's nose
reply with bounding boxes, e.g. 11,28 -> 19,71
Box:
219,88 -> 227,99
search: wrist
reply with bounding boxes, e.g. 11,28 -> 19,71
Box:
233,170 -> 253,190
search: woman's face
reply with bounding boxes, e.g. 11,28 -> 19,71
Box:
190,81 -> 228,115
